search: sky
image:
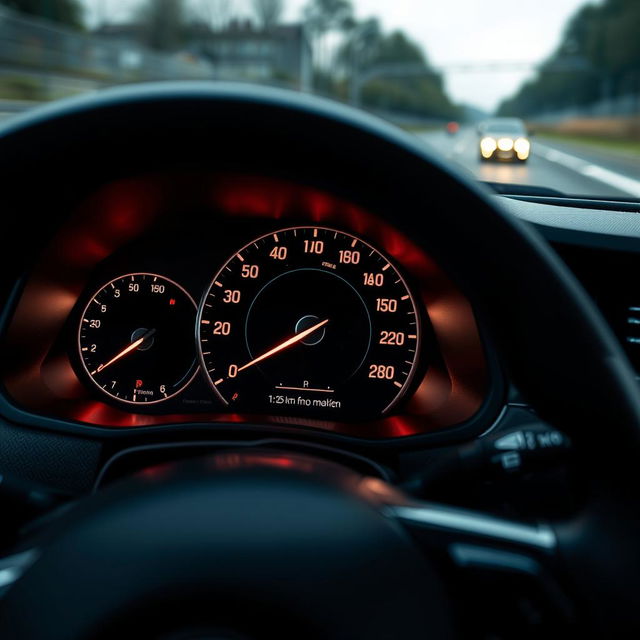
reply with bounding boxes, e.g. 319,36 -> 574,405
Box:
83,0 -> 591,112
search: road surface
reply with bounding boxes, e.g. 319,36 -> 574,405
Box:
418,127 -> 640,199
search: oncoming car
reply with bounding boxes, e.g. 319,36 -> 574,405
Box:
478,118 -> 531,163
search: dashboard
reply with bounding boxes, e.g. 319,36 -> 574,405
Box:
0,85 -> 636,495
1,88 -> 639,640
0,173 -> 490,440
503,194 -> 640,379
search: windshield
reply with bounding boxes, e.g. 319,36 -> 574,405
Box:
0,0 -> 638,199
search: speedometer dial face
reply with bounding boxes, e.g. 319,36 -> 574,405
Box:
197,226 -> 422,419
78,273 -> 198,405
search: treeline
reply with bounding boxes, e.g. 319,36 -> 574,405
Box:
307,2 -> 460,119
1,0 -> 460,119
0,0 -> 83,27
0,0 -> 285,34
338,20 -> 460,118
498,0 -> 640,117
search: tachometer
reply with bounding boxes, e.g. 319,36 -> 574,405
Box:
197,226 -> 422,419
78,273 -> 198,404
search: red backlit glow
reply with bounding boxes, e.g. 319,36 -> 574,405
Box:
1,172 -> 487,438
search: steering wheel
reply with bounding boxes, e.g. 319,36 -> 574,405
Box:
0,84 -> 639,639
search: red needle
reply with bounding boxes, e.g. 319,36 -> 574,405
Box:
91,329 -> 156,375
235,318 -> 329,375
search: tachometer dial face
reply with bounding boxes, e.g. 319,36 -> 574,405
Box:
197,226 -> 422,419
78,273 -> 198,405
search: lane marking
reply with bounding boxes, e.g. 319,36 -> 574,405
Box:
581,165 -> 640,197
535,142 -> 640,197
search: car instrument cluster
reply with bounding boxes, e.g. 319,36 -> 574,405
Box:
0,174 -> 491,438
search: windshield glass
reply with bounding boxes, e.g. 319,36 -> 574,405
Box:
0,0 -> 638,199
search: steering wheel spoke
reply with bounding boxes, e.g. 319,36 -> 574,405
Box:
386,499 -> 579,634
388,501 -> 556,551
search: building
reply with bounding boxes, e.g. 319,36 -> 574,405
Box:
192,21 -> 312,91
94,19 -> 312,91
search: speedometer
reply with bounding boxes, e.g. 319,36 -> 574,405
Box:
197,226 -> 422,419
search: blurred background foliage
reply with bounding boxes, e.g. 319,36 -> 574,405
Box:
498,0 -> 640,117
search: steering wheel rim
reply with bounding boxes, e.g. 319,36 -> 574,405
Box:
0,83 -> 639,636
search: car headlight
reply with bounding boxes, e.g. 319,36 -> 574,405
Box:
514,137 -> 530,159
497,137 -> 514,151
480,137 -> 497,157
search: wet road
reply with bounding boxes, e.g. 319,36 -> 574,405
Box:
418,127 -> 640,199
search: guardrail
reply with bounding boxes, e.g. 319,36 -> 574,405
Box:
0,98 -> 37,112
531,93 -> 640,124
0,6 -> 214,85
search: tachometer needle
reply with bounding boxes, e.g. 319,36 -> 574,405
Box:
235,318 -> 329,375
91,328 -> 156,375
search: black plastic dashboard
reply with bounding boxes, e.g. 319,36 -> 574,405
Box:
501,195 -> 640,378
0,85 -> 638,500
1,191 -> 637,499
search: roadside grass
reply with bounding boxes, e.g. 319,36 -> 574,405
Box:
537,131 -> 640,157
0,76 -> 46,101
397,123 -> 441,133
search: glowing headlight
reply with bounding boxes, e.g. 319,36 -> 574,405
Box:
497,137 -> 514,151
480,137 -> 497,157
514,137 -> 530,159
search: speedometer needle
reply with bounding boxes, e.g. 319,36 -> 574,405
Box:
91,328 -> 156,375
235,318 -> 329,375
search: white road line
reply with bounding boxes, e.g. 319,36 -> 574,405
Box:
534,142 -> 640,197
581,165 -> 640,197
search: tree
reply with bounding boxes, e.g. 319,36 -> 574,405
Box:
339,24 -> 458,118
498,0 -> 640,117
251,0 -> 284,29
340,16 -> 382,76
303,0 -> 353,71
191,0 -> 236,30
0,0 -> 84,28
303,0 -> 352,34
138,0 -> 185,51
